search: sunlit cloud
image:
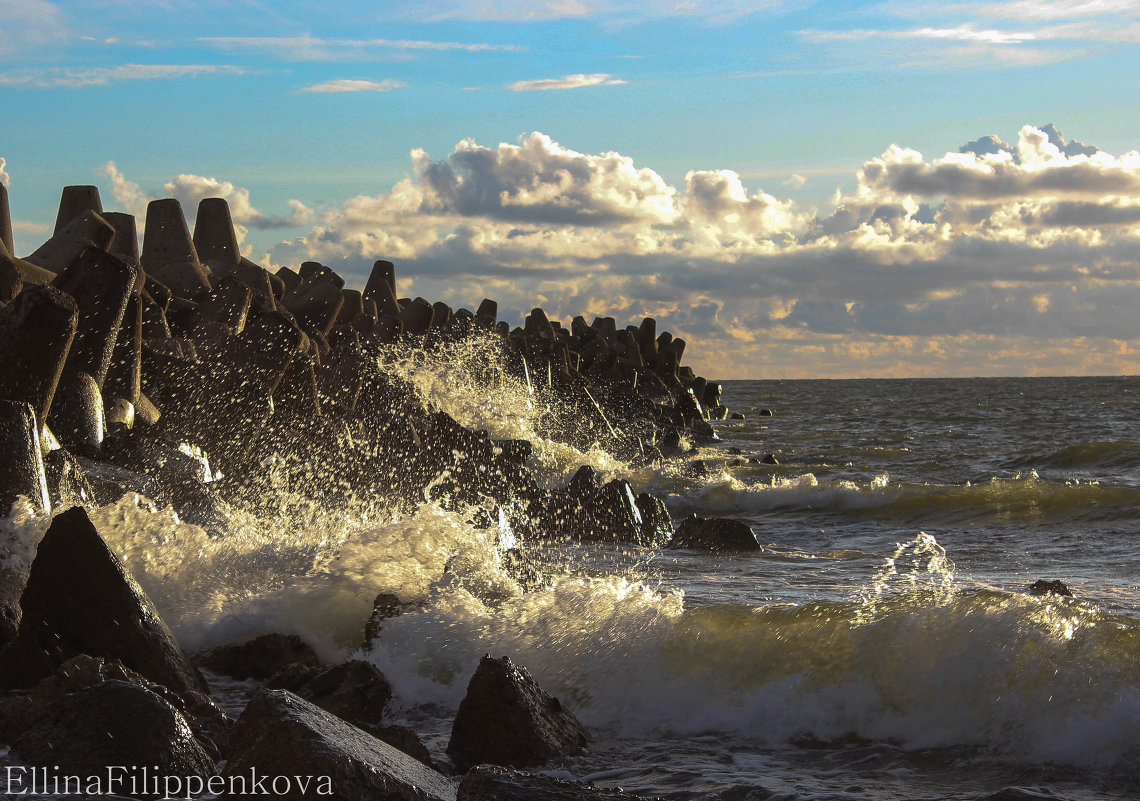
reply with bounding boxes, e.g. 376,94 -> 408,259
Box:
0,63 -> 247,88
300,79 -> 406,93
507,73 -> 627,91
0,156 -> 9,188
99,125 -> 1140,377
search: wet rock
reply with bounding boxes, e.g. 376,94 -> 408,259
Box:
457,765 -> 664,801
635,492 -> 673,548
372,724 -> 435,769
669,516 -> 762,552
223,688 -> 457,801
12,680 -> 216,798
5,506 -> 207,692
587,478 -> 644,543
193,197 -> 241,277
265,659 -> 392,729
0,284 -> 79,425
46,370 -> 105,455
1027,579 -> 1073,597
0,400 -> 51,515
0,566 -> 28,648
761,453 -> 778,465
363,593 -> 418,651
730,412 -> 746,420
447,654 -> 588,771
758,408 -> 773,417
24,209 -> 115,275
195,633 -> 320,681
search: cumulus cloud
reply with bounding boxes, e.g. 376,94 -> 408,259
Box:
0,64 -> 247,88
507,73 -> 627,91
0,156 -> 9,187
98,162 -> 313,244
300,79 -> 406,93
253,126 -> 1140,377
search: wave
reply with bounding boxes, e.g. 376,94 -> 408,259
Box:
1004,440 -> 1140,473
660,470 -> 1140,526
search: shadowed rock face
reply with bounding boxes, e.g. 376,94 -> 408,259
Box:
196,633 -> 320,681
224,688 -> 457,801
668,515 -> 762,552
447,654 -> 588,771
9,506 -> 208,693
13,680 -> 217,799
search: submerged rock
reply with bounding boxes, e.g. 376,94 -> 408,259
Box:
195,632 -> 320,681
224,688 -> 456,801
447,654 -> 588,771
1026,579 -> 1073,597
668,516 -> 762,552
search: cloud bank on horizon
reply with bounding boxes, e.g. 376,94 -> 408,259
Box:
7,122 -> 1137,379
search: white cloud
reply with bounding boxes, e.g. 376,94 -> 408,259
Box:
300,79 -> 406,93
0,0 -> 68,58
0,64 -> 247,88
248,126 -> 1140,377
507,73 -> 627,91
200,36 -> 525,61
0,156 -> 9,188
97,162 -> 313,244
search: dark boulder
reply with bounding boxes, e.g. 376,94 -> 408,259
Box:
12,680 -> 216,799
447,655 -> 588,771
265,659 -> 392,729
373,724 -> 435,769
7,506 -> 207,693
1027,579 -> 1073,597
457,766 -> 664,801
668,516 -> 762,552
195,633 -> 320,681
634,493 -> 673,548
223,688 -> 456,801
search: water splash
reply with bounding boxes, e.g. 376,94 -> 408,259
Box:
854,532 -> 956,625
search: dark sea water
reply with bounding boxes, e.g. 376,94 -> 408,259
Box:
4,374 -> 1137,800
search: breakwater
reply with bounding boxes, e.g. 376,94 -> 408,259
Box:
0,183 -> 744,801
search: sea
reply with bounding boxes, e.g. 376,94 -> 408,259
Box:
3,369 -> 1139,801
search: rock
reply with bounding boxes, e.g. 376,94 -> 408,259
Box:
457,766 -> 664,801
266,659 -> 392,729
24,209 -> 115,275
283,273 -> 344,335
363,592 -> 415,650
193,197 -> 241,276
761,453 -> 778,465
46,370 -> 105,454
141,198 -> 212,297
12,680 -> 216,798
634,492 -> 673,548
7,506 -> 207,692
0,284 -> 79,424
587,478 -> 644,543
1027,579 -> 1073,597
195,633 -> 320,681
372,724 -> 434,769
0,400 -> 51,515
52,185 -> 104,235
223,688 -> 457,801
730,412 -> 745,420
447,655 -> 588,771
0,182 -> 13,255
668,516 -> 762,552
0,565 -> 28,647
758,408 -> 773,417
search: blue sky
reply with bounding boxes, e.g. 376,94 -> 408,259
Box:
3,0 -> 1140,378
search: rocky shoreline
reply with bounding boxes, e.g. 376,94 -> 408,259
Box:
0,185 -> 765,799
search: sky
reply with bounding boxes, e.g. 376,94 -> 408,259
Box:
3,1 -> 1140,379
